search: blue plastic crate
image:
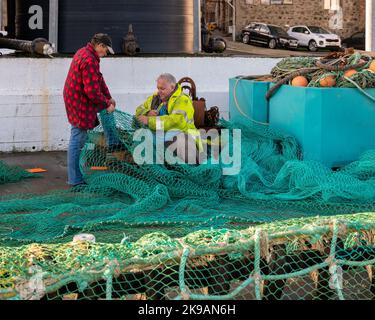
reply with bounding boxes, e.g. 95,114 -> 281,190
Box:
229,77 -> 271,124
269,85 -> 375,168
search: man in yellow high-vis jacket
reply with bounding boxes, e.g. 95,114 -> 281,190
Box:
136,73 -> 202,163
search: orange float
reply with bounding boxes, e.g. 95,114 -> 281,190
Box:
319,75 -> 336,87
369,60 -> 375,72
291,76 -> 308,87
344,69 -> 357,77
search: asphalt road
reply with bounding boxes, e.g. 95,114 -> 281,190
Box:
223,36 -> 327,58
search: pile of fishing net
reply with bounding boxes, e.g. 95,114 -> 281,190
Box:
0,110 -> 374,300
267,50 -> 375,99
0,111 -> 374,245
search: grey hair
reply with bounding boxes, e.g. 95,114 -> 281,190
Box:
157,73 -> 177,85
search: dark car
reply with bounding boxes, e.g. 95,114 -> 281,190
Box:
342,31 -> 365,50
241,22 -> 298,49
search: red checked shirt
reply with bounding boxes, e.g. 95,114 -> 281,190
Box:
63,43 -> 112,130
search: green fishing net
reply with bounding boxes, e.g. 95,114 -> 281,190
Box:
0,109 -> 374,300
0,161 -> 37,185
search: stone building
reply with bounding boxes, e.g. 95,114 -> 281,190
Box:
204,0 -> 365,39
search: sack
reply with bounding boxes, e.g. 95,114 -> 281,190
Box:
193,98 -> 206,128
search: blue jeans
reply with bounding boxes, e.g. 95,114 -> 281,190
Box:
67,126 -> 87,185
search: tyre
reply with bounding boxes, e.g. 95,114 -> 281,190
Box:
242,34 -> 250,44
308,40 -> 318,52
268,38 -> 277,49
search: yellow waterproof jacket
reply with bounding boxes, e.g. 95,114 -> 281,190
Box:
136,84 -> 202,150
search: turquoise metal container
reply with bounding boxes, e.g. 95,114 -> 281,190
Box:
229,77 -> 271,124
269,85 -> 375,168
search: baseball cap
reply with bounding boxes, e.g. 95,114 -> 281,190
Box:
92,33 -> 115,54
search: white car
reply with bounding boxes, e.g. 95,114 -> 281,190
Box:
287,25 -> 341,52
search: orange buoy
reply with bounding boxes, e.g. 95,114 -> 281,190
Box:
369,60 -> 375,72
291,76 -> 308,87
344,69 -> 357,77
319,75 -> 336,87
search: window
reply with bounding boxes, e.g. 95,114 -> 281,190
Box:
269,25 -> 288,37
259,25 -> 269,33
292,27 -> 303,33
324,0 -> 340,10
245,23 -> 256,29
308,26 -> 330,34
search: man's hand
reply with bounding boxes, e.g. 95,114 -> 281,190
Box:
147,110 -> 158,116
106,103 -> 115,113
109,98 -> 116,107
137,115 -> 149,125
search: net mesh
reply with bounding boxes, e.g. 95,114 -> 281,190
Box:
0,161 -> 37,185
0,110 -> 374,300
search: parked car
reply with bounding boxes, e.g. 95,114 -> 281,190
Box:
287,25 -> 341,52
241,22 -> 298,50
341,31 -> 365,50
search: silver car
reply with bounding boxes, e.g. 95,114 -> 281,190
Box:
287,25 -> 341,52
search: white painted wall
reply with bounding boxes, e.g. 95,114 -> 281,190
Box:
0,56 -> 280,152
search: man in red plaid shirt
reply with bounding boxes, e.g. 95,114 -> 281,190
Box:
64,33 -> 116,186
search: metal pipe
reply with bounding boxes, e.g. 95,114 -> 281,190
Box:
225,0 -> 236,42
49,0 -> 58,52
0,37 -> 54,56
193,0 -> 201,53
365,0 -> 375,52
